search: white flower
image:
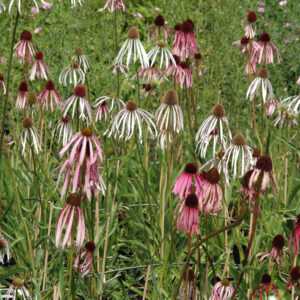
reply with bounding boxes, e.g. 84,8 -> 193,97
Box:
21,118 -> 41,154
3,278 -> 31,300
59,61 -> 85,87
72,47 -> 91,73
196,128 -> 223,158
281,95 -> 300,113
55,115 -> 73,146
246,68 -> 273,103
105,100 -> 157,143
113,27 -> 149,70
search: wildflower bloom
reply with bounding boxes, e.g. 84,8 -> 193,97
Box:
135,62 -> 163,83
273,104 -> 298,128
0,52 -> 7,64
55,115 -> 73,146
147,15 -> 169,42
241,170 -> 256,212
173,19 -> 198,60
57,128 -> 104,199
224,133 -> 252,178
72,47 -> 91,73
250,274 -> 279,299
245,11 -> 257,39
287,266 -> 300,290
253,33 -> 282,65
29,51 -> 51,81
38,80 -> 62,112
75,241 -> 96,277
15,81 -> 28,109
192,52 -> 206,76
55,193 -> 85,250
165,54 -> 182,78
155,89 -> 184,149
41,0 -> 53,9
177,193 -> 200,235
263,99 -> 280,116
172,163 -> 204,201
94,101 -> 109,122
147,40 -> 176,70
246,68 -> 273,103
178,269 -> 200,299
257,234 -> 284,269
59,61 -> 85,86
14,30 -> 36,64
21,118 -> 41,154
257,7 -> 264,13
199,168 -> 223,215
0,235 -> 10,264
209,279 -> 234,300
177,61 -> 193,88
113,27 -> 149,70
4,278 -> 30,300
289,214 -> 300,255
233,36 -> 250,53
279,1 -> 287,6
98,0 -> 126,12
0,73 -> 6,95
9,0 -> 38,15
62,84 -> 92,121
281,95 -> 300,114
105,100 -> 157,143
249,155 -> 277,194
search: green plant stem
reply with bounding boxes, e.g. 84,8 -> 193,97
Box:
114,9 -> 120,97
136,64 -> 140,105
67,225 -> 76,300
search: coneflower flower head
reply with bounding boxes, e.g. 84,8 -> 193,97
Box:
0,236 -> 10,264
147,15 -> 169,42
72,47 -> 91,73
178,269 -> 200,299
245,11 -> 257,39
38,80 -> 62,112
289,214 -> 300,255
250,274 -> 279,299
5,277 -> 31,299
177,61 -> 193,88
287,266 -> 300,289
21,118 -> 41,154
99,0 -> 127,13
14,30 -> 36,64
30,50 -> 51,80
55,115 -> 73,146
281,95 -> 300,114
209,279 -> 234,300
59,61 -> 85,87
233,36 -> 250,53
75,240 -> 96,277
16,81 -> 28,109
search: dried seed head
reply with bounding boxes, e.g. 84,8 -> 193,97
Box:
85,241 -> 96,252
180,61 -> 189,69
290,266 -> 300,281
157,40 -> 166,48
126,100 -> 138,112
26,91 -> 37,106
206,168 -> 220,184
260,33 -> 271,42
252,147 -> 261,158
74,47 -> 83,56
22,118 -> 33,129
127,27 -> 139,39
232,133 -> 247,146
19,81 -> 28,93
154,15 -> 165,26
0,74 -> 4,81
272,234 -> 284,249
0,237 -> 6,250
81,127 -> 93,137
66,193 -> 81,206
186,269 -> 195,282
258,68 -> 268,79
61,115 -> 71,123
255,155 -> 272,172
184,163 -> 197,174
181,19 -> 194,33
45,80 -> 55,90
35,51 -> 43,60
74,85 -> 86,98
145,84 -> 152,92
194,53 -> 202,60
242,170 -> 254,188
172,54 -> 180,65
72,61 -> 79,69
241,37 -> 250,45
163,89 -> 179,105
174,23 -> 181,31
20,30 -> 32,41
221,278 -> 230,287
247,11 -> 257,23
185,193 -> 198,209
261,274 -> 271,284
12,278 -> 23,287
212,104 -> 225,118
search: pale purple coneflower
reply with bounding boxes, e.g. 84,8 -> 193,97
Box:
72,47 -> 91,73
233,36 -> 250,53
14,30 -> 36,64
192,52 -> 206,77
286,266 -> 300,290
110,62 -> 128,74
0,73 -> 6,95
253,33 -> 282,65
105,100 -> 157,143
224,133 -> 252,179
176,61 -> 193,88
155,89 -> 183,149
241,170 -> 256,213
177,193 -> 200,236
0,235 -> 10,264
55,193 -> 85,250
0,1 -> 5,13
246,68 -> 273,103
15,81 -> 28,109
21,118 -> 41,154
281,95 -> 300,114
57,127 -> 104,199
165,54 -> 182,78
135,62 -> 164,83
245,11 -> 257,39
273,104 -> 298,128
95,101 -> 109,122
29,51 -> 51,81
62,84 -> 92,121
263,99 -> 280,116
249,155 -> 277,195
140,83 -> 155,97
199,168 -> 223,215
75,241 -> 96,277
289,214 -> 300,255
98,0 -> 126,12
209,279 -> 234,300
172,163 -> 204,201
59,61 -> 85,87
173,19 -> 198,60
147,15 -> 169,42
4,278 -> 30,300
113,27 -> 149,70
257,234 -> 284,269
41,0 -> 53,9
250,274 -> 279,299
55,115 -> 73,146
178,269 -> 200,299
38,80 -> 62,112
9,0 -> 38,15
0,52 -> 7,64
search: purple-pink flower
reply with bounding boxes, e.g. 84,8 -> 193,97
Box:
55,193 -> 85,250
14,30 -> 36,64
99,0 -> 126,12
250,274 -> 279,299
287,266 -> 300,290
15,81 -> 28,109
38,80 -> 62,112
147,15 -> 169,42
257,7 -> 264,13
30,51 -> 51,81
176,61 -> 193,88
95,101 -> 109,122
209,279 -> 234,300
279,0 -> 287,6
245,11 -> 257,39
41,0 -> 53,9
289,214 -> 300,255
34,27 -> 42,34
0,73 -> 6,95
75,241 -> 95,277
